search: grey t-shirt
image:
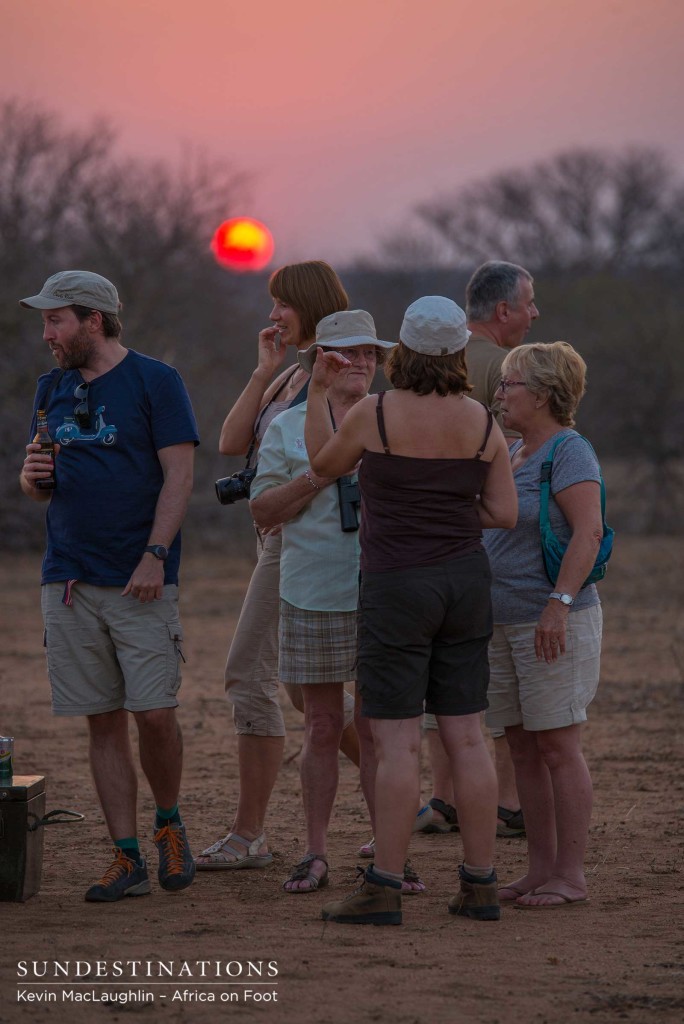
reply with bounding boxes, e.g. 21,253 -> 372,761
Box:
483,429 -> 602,624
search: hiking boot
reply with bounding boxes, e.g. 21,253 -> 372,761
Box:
85,849 -> 151,903
321,866 -> 402,925
154,821 -> 196,892
448,864 -> 500,921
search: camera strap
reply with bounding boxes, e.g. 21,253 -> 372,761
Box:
247,367 -> 310,470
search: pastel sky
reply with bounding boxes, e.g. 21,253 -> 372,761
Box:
2,0 -> 682,265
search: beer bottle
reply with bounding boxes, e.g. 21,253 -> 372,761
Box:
33,409 -> 56,490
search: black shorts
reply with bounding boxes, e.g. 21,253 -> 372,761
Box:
357,550 -> 493,720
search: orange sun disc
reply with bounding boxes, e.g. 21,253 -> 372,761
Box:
211,217 -> 275,272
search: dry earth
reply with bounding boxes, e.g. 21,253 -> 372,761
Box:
0,538 -> 683,1024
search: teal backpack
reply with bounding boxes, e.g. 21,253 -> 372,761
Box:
539,433 -> 615,589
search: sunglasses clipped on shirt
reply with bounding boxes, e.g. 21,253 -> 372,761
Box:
73,382 -> 91,429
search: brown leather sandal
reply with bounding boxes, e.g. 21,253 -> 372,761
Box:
283,854 -> 329,894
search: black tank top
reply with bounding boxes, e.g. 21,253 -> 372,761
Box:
359,392 -> 493,573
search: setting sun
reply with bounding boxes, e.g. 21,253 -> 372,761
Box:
211,217 -> 275,272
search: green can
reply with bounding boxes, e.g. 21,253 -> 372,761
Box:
0,737 -> 13,779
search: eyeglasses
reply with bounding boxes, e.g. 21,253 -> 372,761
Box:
321,347 -> 378,364
498,379 -> 527,393
73,382 -> 91,428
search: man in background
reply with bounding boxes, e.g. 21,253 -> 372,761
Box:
422,261 -> 539,838
465,260 -> 539,437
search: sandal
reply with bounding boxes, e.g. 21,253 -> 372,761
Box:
421,797 -> 459,834
496,807 -> 526,838
498,883 -> 529,903
402,860 -> 426,895
283,854 -> 329,894
195,832 -> 273,870
358,837 -> 375,859
358,805 -> 433,857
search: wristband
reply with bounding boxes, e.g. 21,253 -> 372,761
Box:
304,470 -> 321,491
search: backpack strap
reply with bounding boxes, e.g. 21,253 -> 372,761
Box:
249,367 -> 308,467
539,433 -> 608,537
288,375 -> 309,409
375,392 -> 390,454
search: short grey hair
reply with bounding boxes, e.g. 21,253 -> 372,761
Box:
465,261 -> 532,322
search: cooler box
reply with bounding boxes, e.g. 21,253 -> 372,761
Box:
0,775 -> 46,902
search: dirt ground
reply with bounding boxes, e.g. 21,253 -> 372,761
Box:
1,537 -> 683,1024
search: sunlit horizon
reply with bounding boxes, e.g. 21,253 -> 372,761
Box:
2,0 -> 682,264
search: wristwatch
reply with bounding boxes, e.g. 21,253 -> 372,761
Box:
549,591 -> 574,607
144,544 -> 169,561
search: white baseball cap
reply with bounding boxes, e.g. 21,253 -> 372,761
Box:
400,296 -> 470,355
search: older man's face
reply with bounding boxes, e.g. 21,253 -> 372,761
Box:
326,345 -> 378,399
503,277 -> 539,348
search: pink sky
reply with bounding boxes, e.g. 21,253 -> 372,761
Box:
2,0 -> 682,265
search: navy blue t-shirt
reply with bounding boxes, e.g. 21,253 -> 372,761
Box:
30,350 -> 200,587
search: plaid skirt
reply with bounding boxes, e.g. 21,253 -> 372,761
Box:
278,600 -> 358,684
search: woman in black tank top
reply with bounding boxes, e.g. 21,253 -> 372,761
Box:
305,296 -> 517,926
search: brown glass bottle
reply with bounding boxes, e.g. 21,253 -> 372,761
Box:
33,409 -> 56,490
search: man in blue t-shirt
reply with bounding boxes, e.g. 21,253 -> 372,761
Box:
19,270 -> 200,903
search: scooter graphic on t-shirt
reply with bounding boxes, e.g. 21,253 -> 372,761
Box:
55,407 -> 117,446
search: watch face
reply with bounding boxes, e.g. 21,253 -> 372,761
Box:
147,545 -> 168,560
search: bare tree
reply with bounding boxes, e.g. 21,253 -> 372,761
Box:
0,99 -> 112,289
0,96 -> 251,547
373,147 -> 684,273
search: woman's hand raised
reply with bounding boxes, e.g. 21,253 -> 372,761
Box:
256,326 -> 289,380
310,349 -> 350,390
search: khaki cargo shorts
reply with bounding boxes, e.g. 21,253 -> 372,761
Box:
41,582 -> 185,717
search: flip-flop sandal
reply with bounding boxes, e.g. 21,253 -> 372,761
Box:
498,883 -> 529,903
283,854 -> 329,894
514,889 -> 589,910
195,832 -> 273,870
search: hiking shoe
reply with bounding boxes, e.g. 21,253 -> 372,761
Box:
448,864 -> 500,921
321,866 -> 402,925
154,821 -> 196,892
85,849 -> 151,903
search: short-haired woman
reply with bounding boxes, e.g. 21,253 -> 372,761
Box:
196,261 -> 358,870
484,341 -> 604,908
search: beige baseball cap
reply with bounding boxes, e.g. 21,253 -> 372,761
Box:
400,296 -> 470,355
20,270 -> 121,314
298,309 -> 395,372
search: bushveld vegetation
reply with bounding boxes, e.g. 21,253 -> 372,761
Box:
2,98 -> 682,549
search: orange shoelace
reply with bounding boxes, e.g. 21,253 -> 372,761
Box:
155,825 -> 185,875
96,849 -> 135,886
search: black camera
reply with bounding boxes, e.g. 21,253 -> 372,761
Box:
337,475 -> 361,532
215,467 -> 257,505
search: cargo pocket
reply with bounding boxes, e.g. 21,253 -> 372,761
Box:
166,622 -> 185,696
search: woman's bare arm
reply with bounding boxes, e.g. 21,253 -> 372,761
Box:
534,479 -> 603,663
476,426 -> 518,529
